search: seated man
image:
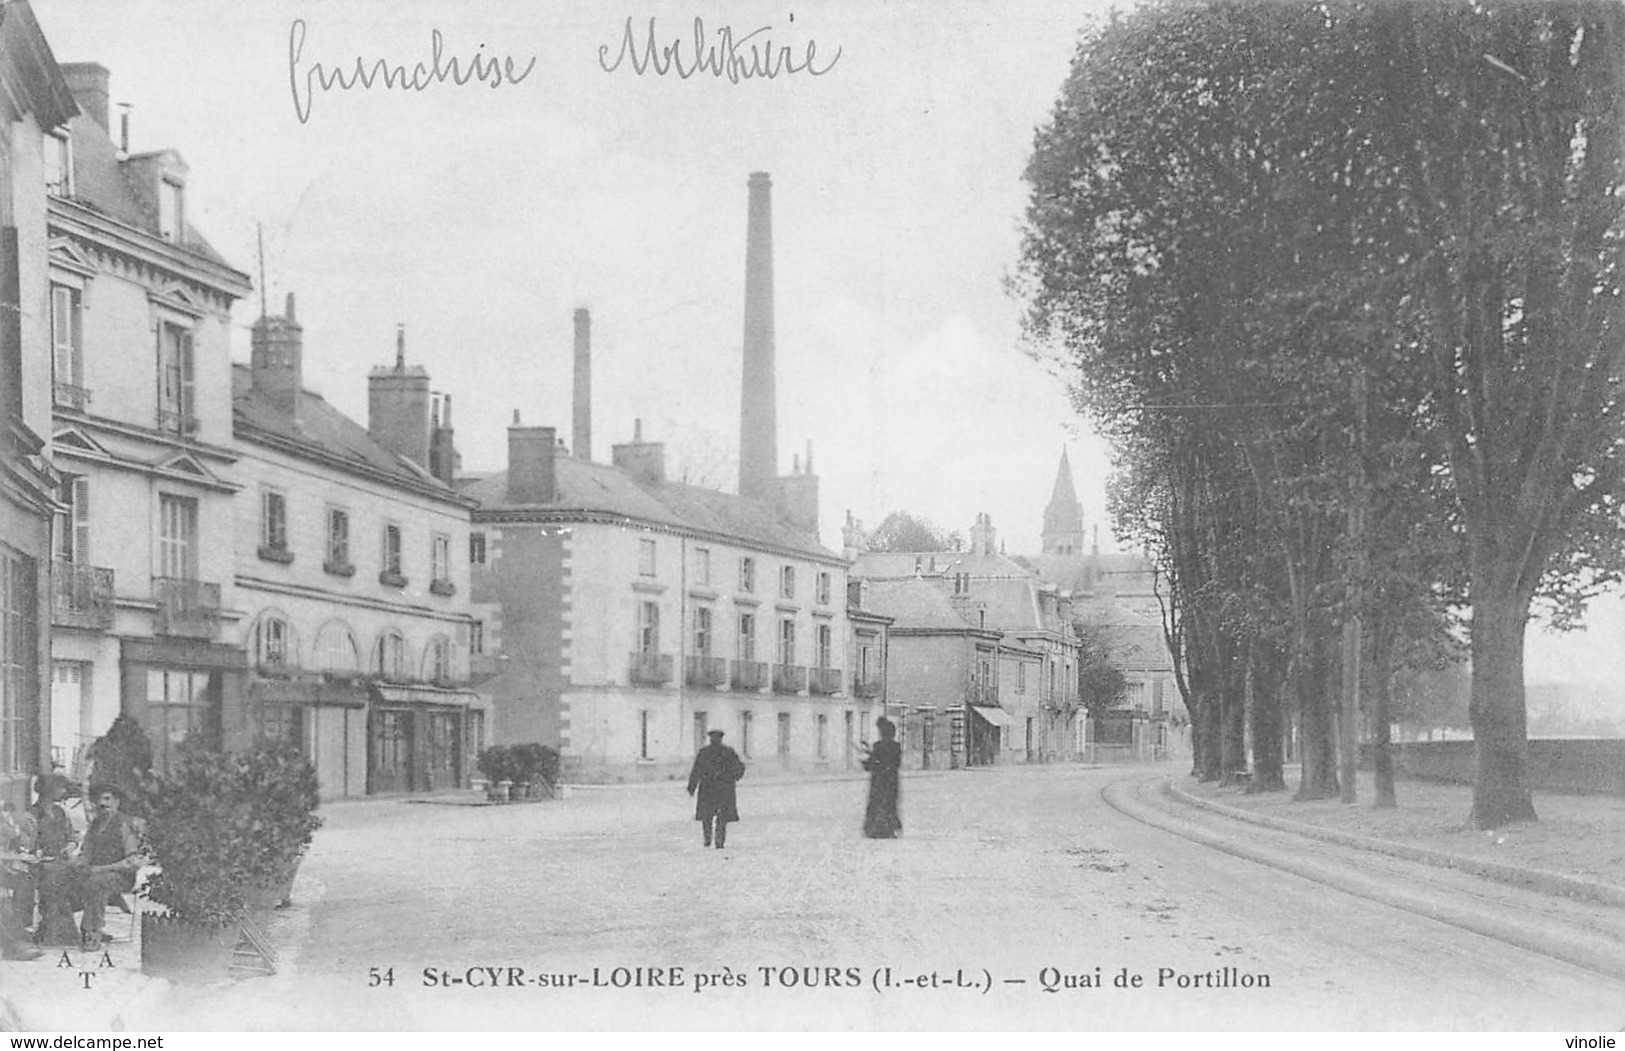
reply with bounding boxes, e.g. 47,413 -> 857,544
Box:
72,784 -> 144,950
0,802 -> 42,960
27,774 -> 81,946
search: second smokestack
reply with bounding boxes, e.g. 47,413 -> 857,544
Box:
573,308 -> 592,460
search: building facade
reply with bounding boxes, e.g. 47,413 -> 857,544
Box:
233,300 -> 481,799
466,420 -> 869,781
44,62 -> 253,777
0,1 -> 75,812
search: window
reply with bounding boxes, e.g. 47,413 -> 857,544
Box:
816,571 -> 831,606
469,533 -> 487,565
816,623 -> 832,668
43,131 -> 71,196
312,622 -> 359,675
147,669 -> 214,774
1017,663 -> 1027,693
637,601 -> 660,655
777,712 -> 791,759
254,614 -> 291,670
50,285 -> 84,409
158,178 -> 184,240
53,474 -> 89,564
426,636 -> 452,684
432,533 -> 451,582
638,538 -> 656,576
326,508 -> 351,572
739,556 -> 755,593
694,547 -> 711,585
1,549 -> 36,773
780,565 -> 795,600
736,612 -> 755,660
374,630 -> 407,681
639,710 -> 652,760
158,494 -> 197,581
470,620 -> 485,655
859,644 -> 872,684
694,606 -> 712,656
693,711 -> 709,752
778,618 -> 796,666
739,711 -> 753,759
156,322 -> 195,435
381,524 -> 404,584
816,713 -> 828,759
261,490 -> 288,552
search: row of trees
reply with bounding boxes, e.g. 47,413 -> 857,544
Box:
1017,0 -> 1624,827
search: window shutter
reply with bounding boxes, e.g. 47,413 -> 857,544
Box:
178,330 -> 196,422
72,476 -> 90,564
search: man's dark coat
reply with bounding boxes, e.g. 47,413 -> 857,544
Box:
687,742 -> 745,823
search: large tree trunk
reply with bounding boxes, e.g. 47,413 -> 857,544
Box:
1368,611 -> 1398,809
1468,594 -> 1537,828
1248,644 -> 1286,792
1296,633 -> 1340,800
1219,638 -> 1248,786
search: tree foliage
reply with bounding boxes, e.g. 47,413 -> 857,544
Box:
1018,0 -> 1625,827
865,511 -> 964,553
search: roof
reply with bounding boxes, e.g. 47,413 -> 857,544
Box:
461,461 -> 840,562
1019,551 -> 1158,595
232,365 -> 462,503
864,578 -> 979,632
60,112 -> 234,269
850,549 -> 1038,581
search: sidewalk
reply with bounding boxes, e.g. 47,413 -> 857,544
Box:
1171,769 -> 1625,907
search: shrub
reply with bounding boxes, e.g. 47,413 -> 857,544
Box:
143,738 -> 322,928
510,743 -> 560,789
476,745 -> 516,784
87,713 -> 154,817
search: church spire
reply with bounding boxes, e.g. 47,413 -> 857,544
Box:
1042,448 -> 1086,556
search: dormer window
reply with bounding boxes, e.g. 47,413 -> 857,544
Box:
158,177 -> 184,240
44,132 -> 72,196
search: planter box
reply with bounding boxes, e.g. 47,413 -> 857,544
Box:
140,914 -> 242,981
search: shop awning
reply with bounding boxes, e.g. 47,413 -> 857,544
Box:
370,683 -> 483,709
970,704 -> 1014,727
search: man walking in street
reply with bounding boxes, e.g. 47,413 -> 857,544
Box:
687,729 -> 744,849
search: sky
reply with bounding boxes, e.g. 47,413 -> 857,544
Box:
29,0 -> 1624,694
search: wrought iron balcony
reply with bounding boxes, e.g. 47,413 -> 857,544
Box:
853,676 -> 882,699
731,659 -> 768,690
51,561 -> 113,630
809,666 -> 843,696
685,655 -> 728,688
429,578 -> 457,597
52,382 -> 91,413
772,663 -> 807,695
153,576 -> 221,639
628,651 -> 674,685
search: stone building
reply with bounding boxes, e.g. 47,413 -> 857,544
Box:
233,299 -> 482,798
0,1 -> 75,812
43,60 -> 253,776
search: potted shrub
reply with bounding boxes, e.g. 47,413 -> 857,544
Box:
510,743 -> 561,800
86,713 -> 154,820
140,739 -> 322,980
476,745 -> 515,803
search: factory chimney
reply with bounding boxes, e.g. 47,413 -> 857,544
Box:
573,308 -> 592,460
738,172 -> 776,498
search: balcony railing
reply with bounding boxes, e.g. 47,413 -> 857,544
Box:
685,655 -> 728,688
967,683 -> 997,707
52,382 -> 91,413
51,561 -> 113,630
153,576 -> 221,639
628,651 -> 674,685
853,676 -> 882,699
772,663 -> 807,695
731,659 -> 768,690
809,666 -> 843,696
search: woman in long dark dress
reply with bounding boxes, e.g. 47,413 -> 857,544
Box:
862,717 -> 902,838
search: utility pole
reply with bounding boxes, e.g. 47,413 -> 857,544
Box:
1339,366 -> 1367,804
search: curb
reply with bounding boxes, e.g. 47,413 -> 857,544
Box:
1164,779 -> 1625,910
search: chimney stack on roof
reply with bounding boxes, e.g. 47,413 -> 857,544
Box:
368,323 -> 432,469
613,417 -> 666,487
506,423 -> 557,504
249,291 -> 303,419
573,307 -> 592,461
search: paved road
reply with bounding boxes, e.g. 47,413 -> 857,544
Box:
161,763 -> 1622,1030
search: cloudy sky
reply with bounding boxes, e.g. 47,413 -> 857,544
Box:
31,0 -> 1622,692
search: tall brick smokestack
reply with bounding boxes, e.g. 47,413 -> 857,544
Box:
739,172 -> 776,498
573,308 -> 592,461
